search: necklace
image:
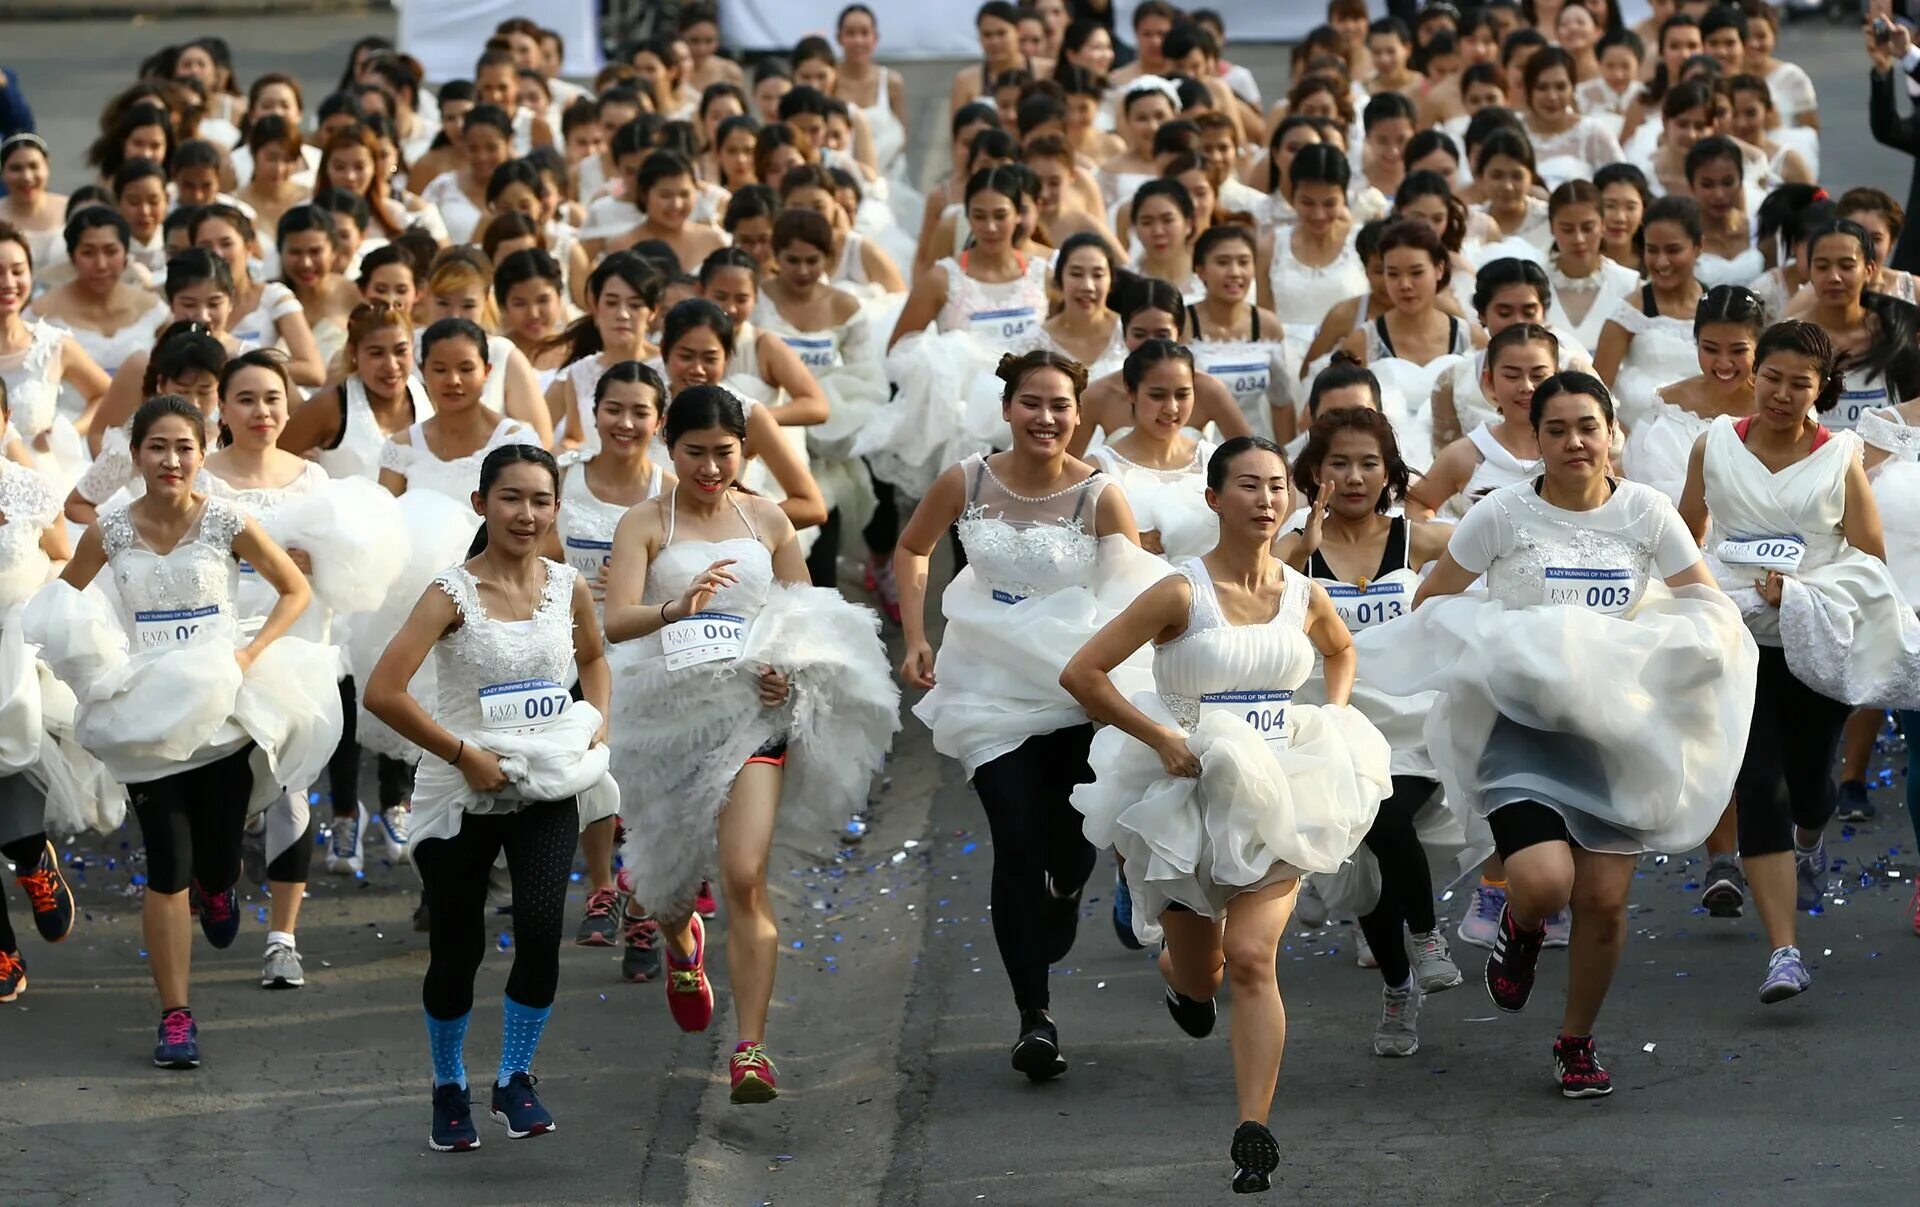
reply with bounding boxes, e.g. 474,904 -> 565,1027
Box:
484,550 -> 533,621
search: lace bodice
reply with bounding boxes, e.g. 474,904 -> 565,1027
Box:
228,282 -> 301,351
935,257 -> 1051,347
202,460 -> 329,635
1268,229 -> 1367,329
100,496 -> 246,637
0,459 -> 58,609
380,418 -> 537,501
429,561 -> 579,732
1473,483 -> 1667,609
317,373 -> 433,482
1609,298 -> 1699,376
1547,258 -> 1640,354
1861,408 -> 1920,464
1527,118 -> 1626,176
0,318 -> 63,441
1155,558 -> 1315,731
955,454 -> 1108,602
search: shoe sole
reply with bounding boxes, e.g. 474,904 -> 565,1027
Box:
730,1073 -> 778,1104
1561,1083 -> 1614,1098
1701,882 -> 1745,917
325,857 -> 363,876
0,974 -> 23,1003
488,1109 -> 555,1138
1835,809 -> 1875,821
1456,924 -> 1497,951
1230,1127 -> 1280,1194
1484,961 -> 1533,1014
153,1055 -> 200,1070
428,1136 -> 479,1152
1759,979 -> 1809,1004
261,976 -> 305,989
1165,992 -> 1218,1039
1372,1038 -> 1419,1057
574,930 -> 617,947
1010,1036 -> 1067,1081
1416,970 -> 1464,994
622,965 -> 660,983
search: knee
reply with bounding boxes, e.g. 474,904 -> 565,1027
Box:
1506,862 -> 1573,916
1569,880 -> 1629,938
720,865 -> 770,919
1222,930 -> 1276,989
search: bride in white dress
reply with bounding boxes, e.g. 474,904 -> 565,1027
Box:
1062,435 -> 1387,1193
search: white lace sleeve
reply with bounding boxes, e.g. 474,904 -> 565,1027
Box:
73,442 -> 134,505
1605,295 -> 1650,336
199,496 -> 248,553
1859,409 -> 1920,457
378,438 -> 413,476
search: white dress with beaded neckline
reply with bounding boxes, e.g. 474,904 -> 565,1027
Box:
23,496 -> 342,813
1269,228 -> 1368,367
1606,293 -> 1701,432
0,319 -> 88,499
610,489 -> 898,911
1071,558 -> 1389,943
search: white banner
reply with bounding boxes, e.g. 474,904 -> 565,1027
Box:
399,0 -> 603,85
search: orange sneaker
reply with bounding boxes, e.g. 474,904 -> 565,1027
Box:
665,914 -> 713,1032
0,950 -> 23,1002
17,841 -> 75,943
729,1042 -> 778,1103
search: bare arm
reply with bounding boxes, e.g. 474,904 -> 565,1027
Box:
758,334 -> 830,425
279,385 -> 346,456
1677,434 -> 1712,544
569,573 -> 610,743
1842,452 -> 1890,561
1593,321 -> 1632,388
1059,575 -> 1196,772
229,515 -> 311,667
362,584 -> 467,765
892,464 -> 968,688
274,309 -> 327,387
1411,549 -> 1480,608
1302,580 -> 1357,706
887,267 -> 949,350
745,403 -> 827,529
57,523 -> 106,589
1195,374 -> 1253,439
859,238 -> 906,294
498,347 -> 556,447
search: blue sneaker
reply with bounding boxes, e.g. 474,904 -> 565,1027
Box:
1111,867 -> 1144,950
430,1083 -> 480,1152
1794,841 -> 1827,913
1759,945 -> 1811,1004
1457,882 -> 1507,950
1835,779 -> 1876,822
190,881 -> 241,949
489,1072 -> 555,1138
153,1007 -> 200,1069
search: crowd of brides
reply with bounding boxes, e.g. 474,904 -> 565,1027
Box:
2,0 -> 1918,1190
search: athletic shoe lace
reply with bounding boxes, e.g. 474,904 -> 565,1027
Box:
1557,1039 -> 1606,1085
330,818 -> 358,855
1412,931 -> 1448,965
1767,946 -> 1803,976
18,864 -> 61,913
0,950 -> 22,980
162,1010 -> 193,1046
1473,887 -> 1505,923
582,888 -> 617,919
199,888 -> 235,923
669,968 -> 705,993
732,1043 -> 775,1074
1381,989 -> 1414,1026
623,916 -> 658,948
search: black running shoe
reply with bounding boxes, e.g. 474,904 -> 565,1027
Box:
1041,872 -> 1084,964
1010,1009 -> 1068,1081
16,840 -> 75,943
1554,1034 -> 1614,1098
1165,986 -> 1217,1038
489,1072 -> 555,1138
429,1083 -> 480,1152
1484,904 -> 1544,1013
1700,855 -> 1747,918
1230,1120 -> 1280,1193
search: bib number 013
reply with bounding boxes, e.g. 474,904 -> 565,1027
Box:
1323,581 -> 1407,630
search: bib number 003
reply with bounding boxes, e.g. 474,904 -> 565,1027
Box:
1543,567 -> 1633,614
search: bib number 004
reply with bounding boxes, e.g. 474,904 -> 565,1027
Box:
1200,689 -> 1291,753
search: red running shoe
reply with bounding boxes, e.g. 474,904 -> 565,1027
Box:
1553,1034 -> 1614,1098
694,880 -> 718,919
729,1042 -> 778,1103
665,914 -> 714,1032
1484,904 -> 1544,1013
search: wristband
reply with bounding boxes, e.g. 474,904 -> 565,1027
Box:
447,740 -> 463,766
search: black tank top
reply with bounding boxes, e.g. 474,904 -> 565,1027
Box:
1305,515 -> 1410,583
1187,307 -> 1263,341
1374,315 -> 1459,359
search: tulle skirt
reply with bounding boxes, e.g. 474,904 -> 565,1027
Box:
860,328 -> 1012,498
263,477 -> 410,618
1870,460 -> 1920,606
1365,584 -> 1760,854
1072,694 -> 1390,944
25,582 -> 343,815
1127,475 -> 1218,563
1371,357 -> 1462,469
913,538 -> 1169,776
346,491 -> 477,761
611,584 -> 899,909
411,702 -> 618,845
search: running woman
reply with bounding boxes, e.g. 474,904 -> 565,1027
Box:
29,394 -> 340,1068
366,443 -> 613,1151
1063,435 -> 1389,1192
1380,371 -> 1757,1096
603,385 -> 896,1103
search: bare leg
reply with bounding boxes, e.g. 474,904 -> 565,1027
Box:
1500,841 -> 1575,930
715,762 -> 784,1044
1560,849 -> 1635,1037
579,816 -> 616,894
1158,908 -> 1226,1003
1746,851 -> 1797,950
144,890 -> 192,1010
267,880 -> 303,935
1703,798 -> 1737,859
1220,879 -> 1300,1126
1838,707 -> 1880,783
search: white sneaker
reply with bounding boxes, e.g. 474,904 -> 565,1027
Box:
1543,908 -> 1572,949
1408,929 -> 1465,993
1295,879 -> 1328,928
261,941 -> 305,989
326,804 -> 366,875
1352,922 -> 1377,969
379,805 -> 413,865
1456,883 -> 1506,950
1371,982 -> 1420,1057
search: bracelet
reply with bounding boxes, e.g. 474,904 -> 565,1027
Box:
660,600 -> 673,625
446,740 -> 463,766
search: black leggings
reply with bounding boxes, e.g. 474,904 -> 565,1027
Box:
415,799 -> 578,1019
129,744 -> 256,896
329,678 -> 414,815
863,470 -> 898,557
1355,776 -> 1440,986
0,824 -> 49,953
1489,800 -> 1574,861
972,725 -> 1098,1015
808,507 -> 843,587
1735,645 -> 1851,858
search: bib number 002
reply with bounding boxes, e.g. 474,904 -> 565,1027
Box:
1717,535 -> 1805,572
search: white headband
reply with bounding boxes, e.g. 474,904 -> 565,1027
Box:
1124,75 -> 1184,112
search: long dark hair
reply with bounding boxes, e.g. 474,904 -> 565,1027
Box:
466,443 -> 561,557
1800,219 -> 1920,395
551,251 -> 664,365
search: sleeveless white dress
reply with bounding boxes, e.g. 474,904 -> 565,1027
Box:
1443,423 -> 1543,522
1527,118 -> 1626,191
407,560 -> 613,841
1547,258 -> 1641,357
1368,478 -> 1758,853
1269,228 -> 1368,367
1606,290 -> 1702,433
1858,408 -> 1920,605
755,301 -> 890,532
1436,332 -> 1594,457
52,298 -> 170,392
609,491 -> 897,908
24,496 -> 342,813
552,354 -> 613,454
1701,416 -> 1920,708
913,455 -> 1166,775
860,255 -> 1052,497
1086,438 -> 1217,563
315,373 -> 435,483
0,319 -> 88,499
1694,247 -> 1766,291
1366,315 -> 1473,463
1189,315 -> 1298,441
1071,559 -> 1389,943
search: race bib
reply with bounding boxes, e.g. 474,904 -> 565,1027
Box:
1717,534 -> 1805,572
1542,566 -> 1634,614
1204,358 -> 1271,402
237,560 -> 256,576
478,678 -> 570,734
1831,386 -> 1887,431
1200,688 -> 1291,754
1324,581 -> 1408,631
969,306 -> 1038,344
133,605 -> 220,653
780,333 -> 838,371
990,588 -> 1028,605
662,610 -> 747,671
563,535 -> 613,581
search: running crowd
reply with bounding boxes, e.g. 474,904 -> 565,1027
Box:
1,0 -> 1917,1192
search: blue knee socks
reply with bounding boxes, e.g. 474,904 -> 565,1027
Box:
424,1009 -> 470,1089
497,996 -> 553,1087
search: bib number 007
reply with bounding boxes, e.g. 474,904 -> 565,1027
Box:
478,678 -> 570,733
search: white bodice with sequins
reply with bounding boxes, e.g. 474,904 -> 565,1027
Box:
99,496 -> 244,639
380,418 -> 537,501
1154,558 -> 1315,732
1268,229 -> 1367,330
202,460 -> 329,638
316,374 -> 433,483
0,319 -> 63,441
0,459 -> 57,610
428,561 -> 579,733
1475,482 -> 1666,610
954,454 -> 1107,602
55,299 -> 170,379
934,257 -> 1051,344
557,455 -> 660,599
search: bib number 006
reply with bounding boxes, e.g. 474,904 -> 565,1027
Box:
662,610 -> 747,671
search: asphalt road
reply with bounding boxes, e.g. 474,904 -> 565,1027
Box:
3,12 -> 1920,1205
